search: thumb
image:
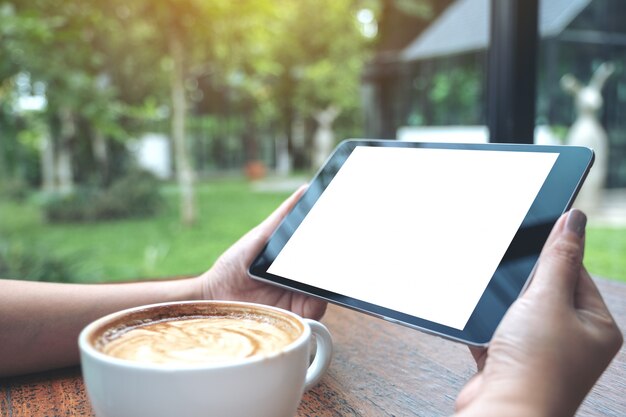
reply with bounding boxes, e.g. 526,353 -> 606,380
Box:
524,209 -> 587,305
252,184 -> 308,240
455,373 -> 484,412
231,184 -> 308,265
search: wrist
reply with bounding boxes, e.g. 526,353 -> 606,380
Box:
457,387 -> 551,417
189,275 -> 208,300
458,378 -> 576,417
458,397 -> 547,417
196,270 -> 213,300
157,276 -> 205,302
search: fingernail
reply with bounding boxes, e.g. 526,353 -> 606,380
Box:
566,209 -> 587,238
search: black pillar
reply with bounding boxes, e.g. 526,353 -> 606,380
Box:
487,0 -> 539,144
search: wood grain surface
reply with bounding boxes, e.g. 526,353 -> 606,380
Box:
1,278 -> 625,417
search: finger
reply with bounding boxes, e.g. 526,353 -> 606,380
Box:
233,185 -> 308,263
455,373 -> 484,411
468,346 -> 487,370
300,296 -> 328,321
254,184 -> 308,238
575,267 -> 613,317
524,209 -> 587,305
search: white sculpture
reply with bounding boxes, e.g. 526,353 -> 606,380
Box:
561,62 -> 614,214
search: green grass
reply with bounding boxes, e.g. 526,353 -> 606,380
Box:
1,178 -> 625,283
585,227 -> 626,282
0,179 -> 293,282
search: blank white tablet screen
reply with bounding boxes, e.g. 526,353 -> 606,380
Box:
268,146 -> 558,330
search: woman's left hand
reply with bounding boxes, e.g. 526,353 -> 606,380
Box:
199,185 -> 327,320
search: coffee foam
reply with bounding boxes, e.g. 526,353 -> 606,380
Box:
93,304 -> 303,365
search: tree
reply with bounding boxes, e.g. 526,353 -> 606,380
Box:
1,0 -> 133,193
227,0 -> 373,171
2,0 -> 378,206
0,3 -> 49,186
102,0 -> 275,225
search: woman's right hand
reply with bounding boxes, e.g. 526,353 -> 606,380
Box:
455,209 -> 623,417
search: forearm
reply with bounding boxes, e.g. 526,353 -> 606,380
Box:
0,278 -> 202,377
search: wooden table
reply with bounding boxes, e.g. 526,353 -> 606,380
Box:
1,278 -> 625,416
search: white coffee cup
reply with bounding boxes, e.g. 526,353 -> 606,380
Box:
79,300 -> 333,417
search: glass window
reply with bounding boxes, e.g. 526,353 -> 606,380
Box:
537,0 -> 626,188
535,0 -> 626,280
362,0 -> 487,140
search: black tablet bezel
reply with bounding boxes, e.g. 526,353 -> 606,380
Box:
248,139 -> 594,346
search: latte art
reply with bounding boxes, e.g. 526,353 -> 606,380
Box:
100,315 -> 300,365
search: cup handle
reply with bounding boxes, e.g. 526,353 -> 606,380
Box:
303,319 -> 333,391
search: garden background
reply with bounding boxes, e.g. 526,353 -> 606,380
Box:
1,0 -> 624,284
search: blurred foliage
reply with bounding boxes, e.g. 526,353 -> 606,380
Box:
0,177 -> 31,201
0,179 -> 298,281
0,0 -> 384,190
428,66 -> 482,125
42,170 -> 163,222
0,240 -> 81,282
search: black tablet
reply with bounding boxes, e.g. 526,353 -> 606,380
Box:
249,139 -> 594,346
